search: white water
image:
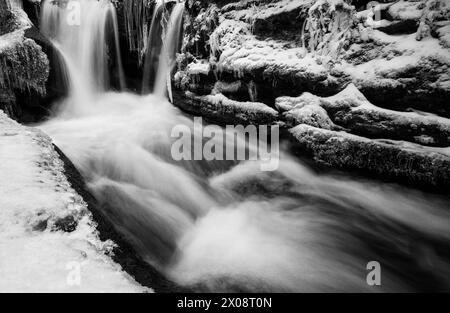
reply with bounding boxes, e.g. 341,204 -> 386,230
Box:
41,0 -> 125,114
39,0 -> 450,292
141,0 -> 164,94
141,0 -> 184,98
153,2 -> 184,100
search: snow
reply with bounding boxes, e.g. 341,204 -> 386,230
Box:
212,19 -> 325,77
283,104 -> 337,129
254,0 -> 312,20
187,61 -> 210,75
339,31 -> 450,84
327,83 -> 450,125
291,83 -> 450,126
437,24 -> 450,47
388,0 -> 423,21
0,111 -> 149,292
222,0 -> 311,22
208,0 -> 450,95
290,123 -> 450,157
0,30 -> 24,51
203,93 -> 278,116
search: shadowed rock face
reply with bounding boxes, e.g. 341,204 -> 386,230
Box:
0,1 -> 62,123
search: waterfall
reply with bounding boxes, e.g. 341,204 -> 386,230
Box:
40,0 -> 125,114
142,1 -> 184,99
37,0 -> 450,292
141,0 -> 164,94
153,2 -> 184,100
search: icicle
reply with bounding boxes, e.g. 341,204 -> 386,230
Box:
123,0 -> 154,63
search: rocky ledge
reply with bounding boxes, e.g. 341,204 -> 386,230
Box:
170,0 -> 450,189
0,0 -> 66,123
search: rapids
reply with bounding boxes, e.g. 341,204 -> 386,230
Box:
38,0 -> 450,292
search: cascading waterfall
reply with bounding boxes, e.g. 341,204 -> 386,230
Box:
141,0 -> 164,94
38,0 -> 450,292
40,0 -> 125,115
153,2 -> 184,100
142,0 -> 184,99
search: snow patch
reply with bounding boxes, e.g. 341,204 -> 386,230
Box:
0,111 -> 149,293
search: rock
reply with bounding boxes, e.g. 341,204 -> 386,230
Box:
252,0 -> 311,40
174,91 -> 279,126
173,0 -> 450,189
177,0 -> 450,115
0,2 -> 51,122
53,215 -> 78,233
282,103 -> 339,130
389,0 -> 424,22
340,29 -> 450,117
289,124 -> 450,189
279,84 -> 450,147
0,110 -> 148,292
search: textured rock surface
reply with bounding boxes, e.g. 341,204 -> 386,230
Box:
176,0 -> 450,113
277,84 -> 450,147
175,90 -> 279,125
5,0 -> 450,188
0,0 -> 51,122
289,124 -> 450,189
171,0 -> 450,188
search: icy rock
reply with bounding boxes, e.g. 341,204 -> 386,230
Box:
279,84 -> 450,147
0,2 -> 50,120
289,124 -> 450,188
0,111 -> 148,292
177,92 -> 279,125
283,104 -> 338,130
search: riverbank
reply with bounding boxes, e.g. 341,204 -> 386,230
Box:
0,110 -> 149,292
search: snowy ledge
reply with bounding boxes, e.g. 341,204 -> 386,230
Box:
289,123 -> 450,189
177,91 -> 279,126
0,111 -> 148,292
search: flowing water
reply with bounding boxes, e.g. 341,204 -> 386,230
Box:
39,0 -> 450,292
142,0 -> 184,98
41,0 -> 125,108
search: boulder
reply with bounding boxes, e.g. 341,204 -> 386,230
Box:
289,124 -> 450,189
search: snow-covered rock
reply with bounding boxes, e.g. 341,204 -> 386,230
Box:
289,123 -> 450,188
178,91 -> 279,125
177,0 -> 450,112
0,111 -> 149,292
0,1 -> 50,121
172,0 -> 450,187
278,84 -> 450,146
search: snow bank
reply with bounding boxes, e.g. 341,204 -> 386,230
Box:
0,111 -> 148,292
388,0 -> 423,21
